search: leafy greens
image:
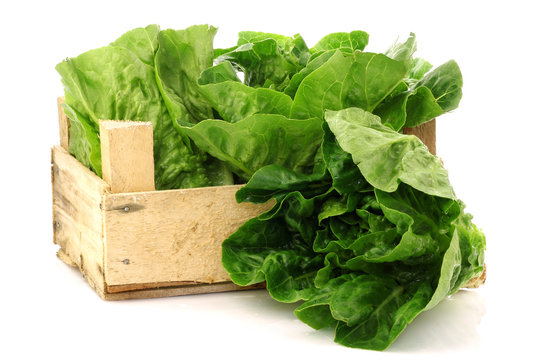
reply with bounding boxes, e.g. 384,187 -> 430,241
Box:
222,108 -> 485,350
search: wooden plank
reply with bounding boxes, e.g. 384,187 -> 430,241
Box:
102,185 -> 274,287
99,120 -> 155,193
105,280 -> 266,295
403,119 -> 436,155
51,145 -> 109,296
103,282 -> 266,301
57,97 -> 70,151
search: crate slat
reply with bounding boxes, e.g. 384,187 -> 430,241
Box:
102,186 -> 274,287
99,120 -> 155,193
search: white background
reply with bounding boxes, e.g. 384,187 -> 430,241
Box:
1,0 -> 539,358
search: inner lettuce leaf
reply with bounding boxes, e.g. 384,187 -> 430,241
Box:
177,114 -> 323,181
222,107 -> 485,350
215,32 -> 309,90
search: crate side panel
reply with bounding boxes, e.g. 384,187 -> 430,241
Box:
103,185 -> 274,286
52,145 -> 109,296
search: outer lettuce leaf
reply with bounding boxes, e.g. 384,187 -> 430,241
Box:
235,157 -> 329,204
325,107 -> 455,199
341,52 -> 408,112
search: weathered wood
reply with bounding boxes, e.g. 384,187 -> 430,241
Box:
99,120 -> 155,193
103,282 -> 266,301
102,185 -> 275,287
51,145 -> 109,296
403,119 -> 436,155
57,97 -> 70,151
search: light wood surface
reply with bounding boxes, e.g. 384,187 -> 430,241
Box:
102,186 -> 274,287
99,120 -> 155,193
51,145 -> 109,296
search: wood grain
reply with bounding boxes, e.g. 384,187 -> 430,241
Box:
102,185 -> 274,287
51,145 -> 109,296
99,120 -> 155,193
103,282 -> 266,301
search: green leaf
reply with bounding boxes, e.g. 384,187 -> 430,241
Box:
154,25 -> 217,124
198,61 -> 241,85
62,101 -> 100,174
403,60 -> 463,127
199,81 -> 293,122
321,123 -> 370,194
384,32 -> 417,66
310,31 -> 369,55
333,278 -> 432,350
235,162 -> 330,204
290,50 -> 353,119
341,52 -> 408,112
290,51 -> 407,120
178,114 -> 324,180
407,57 -> 433,81
110,24 -> 160,66
216,33 -> 308,89
284,50 -> 336,98
237,31 -> 310,67
325,107 -> 455,199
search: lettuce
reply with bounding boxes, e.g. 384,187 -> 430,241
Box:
222,109 -> 485,350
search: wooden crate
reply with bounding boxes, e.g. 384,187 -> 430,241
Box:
53,97 -> 482,300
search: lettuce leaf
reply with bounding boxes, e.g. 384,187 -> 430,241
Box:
178,114 -> 323,180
